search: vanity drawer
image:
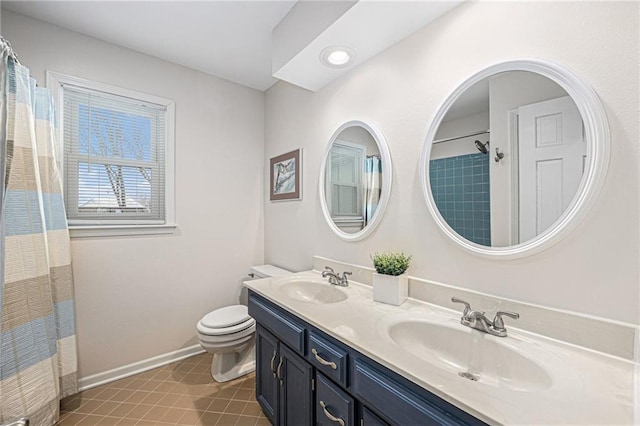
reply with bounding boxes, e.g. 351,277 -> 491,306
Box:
316,373 -> 355,426
248,294 -> 305,354
308,330 -> 348,386
353,360 -> 479,426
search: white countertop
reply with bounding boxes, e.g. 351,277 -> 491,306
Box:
245,271 -> 638,425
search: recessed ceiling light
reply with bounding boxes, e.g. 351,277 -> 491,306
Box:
320,46 -> 356,69
327,50 -> 350,65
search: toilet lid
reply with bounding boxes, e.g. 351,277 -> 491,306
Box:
197,317 -> 254,336
201,305 -> 251,329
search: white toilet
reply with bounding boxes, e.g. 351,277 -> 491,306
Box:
196,265 -> 290,382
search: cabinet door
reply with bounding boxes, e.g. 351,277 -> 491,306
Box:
256,325 -> 279,425
361,406 -> 388,426
278,344 -> 313,426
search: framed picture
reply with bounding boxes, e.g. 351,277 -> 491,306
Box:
270,148 -> 302,201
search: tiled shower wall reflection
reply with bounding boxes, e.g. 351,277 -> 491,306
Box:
429,153 -> 491,246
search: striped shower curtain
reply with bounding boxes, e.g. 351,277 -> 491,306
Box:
1,49 -> 78,424
363,156 -> 381,226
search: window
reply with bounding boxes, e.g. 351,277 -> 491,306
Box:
47,72 -> 175,237
327,141 -> 364,220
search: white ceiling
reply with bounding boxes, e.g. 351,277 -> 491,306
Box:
274,0 -> 462,92
2,1 -> 297,91
2,1 -> 463,92
443,78 -> 490,122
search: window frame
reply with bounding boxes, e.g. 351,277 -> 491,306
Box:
326,139 -> 365,224
47,71 -> 176,238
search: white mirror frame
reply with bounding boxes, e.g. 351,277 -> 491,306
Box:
319,120 -> 393,241
420,59 -> 610,259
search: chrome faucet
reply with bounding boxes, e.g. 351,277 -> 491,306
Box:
321,266 -> 351,287
321,267 -> 340,284
451,297 -> 519,337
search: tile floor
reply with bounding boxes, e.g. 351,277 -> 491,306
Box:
57,353 -> 270,425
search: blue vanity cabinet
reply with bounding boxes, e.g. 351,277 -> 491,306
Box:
255,324 -> 313,426
316,372 -> 355,426
249,294 -> 305,353
278,344 -> 314,425
255,325 -> 279,424
308,330 -> 349,387
249,291 -> 486,426
361,406 -> 388,426
353,359 -> 481,426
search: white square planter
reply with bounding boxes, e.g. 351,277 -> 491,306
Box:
372,273 -> 408,306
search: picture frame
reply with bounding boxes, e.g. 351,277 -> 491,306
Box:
270,148 -> 302,201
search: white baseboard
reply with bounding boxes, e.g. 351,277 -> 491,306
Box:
78,345 -> 206,391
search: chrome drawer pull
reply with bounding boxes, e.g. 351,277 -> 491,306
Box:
312,348 -> 337,370
320,401 -> 345,426
270,350 -> 277,378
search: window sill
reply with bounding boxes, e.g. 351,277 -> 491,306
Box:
69,224 -> 177,238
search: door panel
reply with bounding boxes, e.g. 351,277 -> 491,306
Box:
256,325 -> 278,424
362,406 -> 388,426
518,96 -> 585,241
279,344 -> 313,426
536,159 -> 563,233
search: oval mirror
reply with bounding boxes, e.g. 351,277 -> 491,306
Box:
320,120 -> 392,241
420,59 -> 609,258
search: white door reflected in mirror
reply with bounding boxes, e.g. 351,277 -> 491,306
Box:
421,60 -> 609,258
429,71 -> 585,247
320,121 -> 392,242
518,96 -> 585,243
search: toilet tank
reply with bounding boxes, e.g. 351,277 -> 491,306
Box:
249,264 -> 291,279
239,265 -> 290,306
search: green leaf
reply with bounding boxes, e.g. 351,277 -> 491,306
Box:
370,252 -> 412,276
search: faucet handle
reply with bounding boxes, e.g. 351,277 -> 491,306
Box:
451,297 -> 472,317
493,311 -> 520,331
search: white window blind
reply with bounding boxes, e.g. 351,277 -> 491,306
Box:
62,85 -> 167,225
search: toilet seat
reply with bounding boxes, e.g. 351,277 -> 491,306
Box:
201,305 -> 251,328
197,324 -> 256,345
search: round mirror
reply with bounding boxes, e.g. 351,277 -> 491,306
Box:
420,59 -> 609,258
320,120 -> 392,241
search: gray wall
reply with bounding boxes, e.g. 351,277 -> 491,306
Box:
2,10 -> 266,378
2,1 -> 638,382
264,1 -> 640,324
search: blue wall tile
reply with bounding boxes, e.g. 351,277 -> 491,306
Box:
429,153 -> 491,247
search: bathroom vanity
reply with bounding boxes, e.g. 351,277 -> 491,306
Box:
245,266 -> 637,425
248,290 -> 484,426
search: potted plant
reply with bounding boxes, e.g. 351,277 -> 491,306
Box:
371,252 -> 412,305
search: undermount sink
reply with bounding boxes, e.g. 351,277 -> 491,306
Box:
381,318 -> 552,392
279,280 -> 348,304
